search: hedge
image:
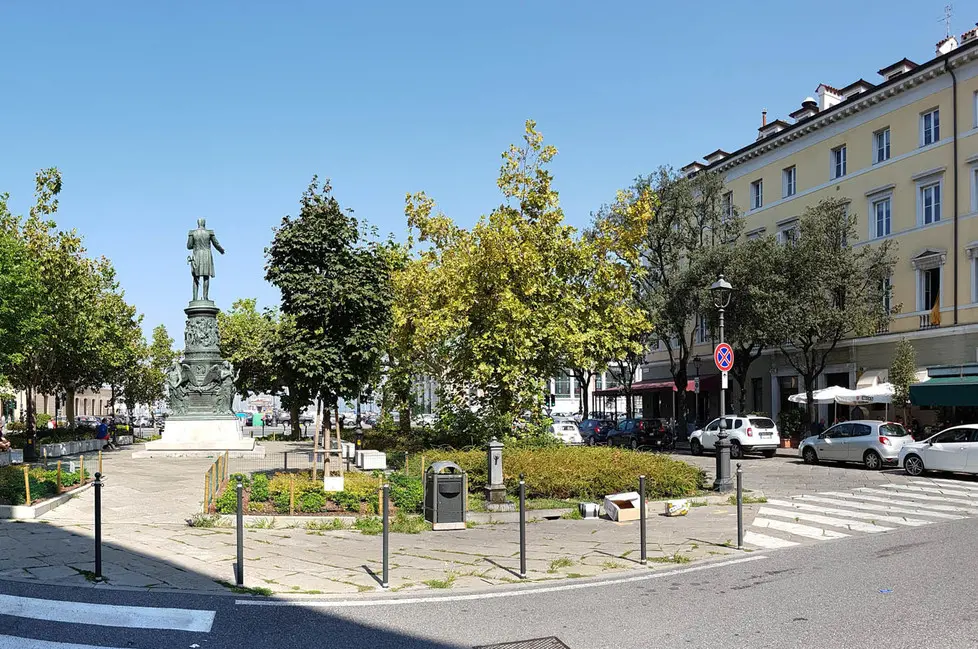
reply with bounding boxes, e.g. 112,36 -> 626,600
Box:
421,447 -> 704,500
0,466 -> 88,506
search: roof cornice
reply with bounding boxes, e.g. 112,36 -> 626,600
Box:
709,44 -> 978,175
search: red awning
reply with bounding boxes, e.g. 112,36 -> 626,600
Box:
593,379 -> 695,397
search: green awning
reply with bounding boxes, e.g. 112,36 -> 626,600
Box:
910,376 -> 978,407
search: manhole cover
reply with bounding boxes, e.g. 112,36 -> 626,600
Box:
474,638 -> 570,649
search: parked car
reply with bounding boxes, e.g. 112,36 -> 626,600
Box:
549,421 -> 582,445
899,425 -> 978,476
74,416 -> 99,430
579,418 -> 615,445
799,420 -> 911,469
689,415 -> 781,459
606,418 -> 674,451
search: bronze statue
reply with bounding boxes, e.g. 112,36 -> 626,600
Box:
187,218 -> 225,301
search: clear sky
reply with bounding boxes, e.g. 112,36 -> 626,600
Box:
0,0 -> 958,340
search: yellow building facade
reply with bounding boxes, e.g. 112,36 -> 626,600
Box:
643,32 -> 978,426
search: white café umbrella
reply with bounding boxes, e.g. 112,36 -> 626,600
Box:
788,385 -> 862,404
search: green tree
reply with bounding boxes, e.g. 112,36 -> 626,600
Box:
265,178 -> 395,438
404,121 -> 584,439
773,198 -> 895,433
217,299 -> 279,398
889,338 -> 917,423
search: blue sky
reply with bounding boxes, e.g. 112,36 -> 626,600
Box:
0,0 -> 956,339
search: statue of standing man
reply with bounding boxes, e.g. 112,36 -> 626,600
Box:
187,218 -> 225,301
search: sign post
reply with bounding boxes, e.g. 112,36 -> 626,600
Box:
713,342 -> 735,492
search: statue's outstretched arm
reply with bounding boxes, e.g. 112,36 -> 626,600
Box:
211,233 -> 225,254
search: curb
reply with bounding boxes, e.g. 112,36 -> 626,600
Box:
0,482 -> 94,520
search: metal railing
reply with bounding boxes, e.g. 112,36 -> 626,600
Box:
919,313 -> 940,329
202,451 -> 229,513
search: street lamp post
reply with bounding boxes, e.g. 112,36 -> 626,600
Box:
711,274 -> 733,493
693,355 -> 702,425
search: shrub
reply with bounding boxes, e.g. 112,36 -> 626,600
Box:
35,414 -> 52,429
387,473 -> 423,513
273,491 -> 291,514
215,487 -> 238,514
251,474 -> 269,501
390,512 -> 431,534
353,516 -> 383,535
330,490 -> 364,513
229,473 -> 251,488
298,490 -> 326,513
7,421 -> 25,432
421,447 -> 704,500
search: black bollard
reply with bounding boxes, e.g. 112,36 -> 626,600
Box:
519,473 -> 527,579
236,480 -> 244,586
94,472 -> 103,580
283,451 -> 288,472
382,484 -> 390,589
639,475 -> 647,566
736,463 -> 744,549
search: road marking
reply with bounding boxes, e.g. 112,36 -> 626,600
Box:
878,483 -> 978,499
912,478 -> 978,490
742,531 -> 799,548
766,499 -> 931,526
855,487 -> 978,507
0,636 -> 137,649
235,555 -> 769,608
757,506 -> 894,533
0,594 -> 215,633
798,495 -> 962,520
822,491 -> 978,515
751,517 -> 849,540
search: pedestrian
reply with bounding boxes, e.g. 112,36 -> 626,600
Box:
815,418 -> 826,435
96,418 -> 115,450
0,420 -> 10,452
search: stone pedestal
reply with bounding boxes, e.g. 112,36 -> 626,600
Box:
140,299 -> 263,458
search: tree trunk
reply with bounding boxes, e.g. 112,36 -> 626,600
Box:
803,374 -> 817,435
289,399 -> 301,440
65,388 -> 75,426
356,396 -> 362,429
580,374 -> 591,420
398,405 -> 411,436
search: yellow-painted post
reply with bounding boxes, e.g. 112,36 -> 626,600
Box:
205,467 -> 212,513
98,451 -> 103,476
80,455 -> 85,484
421,455 -> 425,477
56,461 -> 62,494
224,451 -> 229,482
289,475 -> 295,516
23,466 -> 31,506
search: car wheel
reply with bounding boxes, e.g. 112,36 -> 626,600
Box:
864,450 -> 883,471
690,439 -> 703,456
630,438 -> 639,451
761,449 -> 777,458
904,454 -> 925,477
586,436 -> 594,447
802,447 -> 818,464
729,441 -> 743,459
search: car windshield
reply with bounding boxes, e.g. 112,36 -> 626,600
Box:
879,423 -> 909,437
750,417 -> 776,428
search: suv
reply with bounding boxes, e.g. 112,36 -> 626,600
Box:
689,415 -> 781,459
800,420 -> 911,470
607,418 -> 674,451
579,418 -> 615,445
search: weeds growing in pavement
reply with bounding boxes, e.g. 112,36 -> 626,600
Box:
215,580 -> 272,596
548,557 -> 574,573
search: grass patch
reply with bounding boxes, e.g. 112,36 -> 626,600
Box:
188,513 -> 221,528
727,495 -> 767,505
71,567 -> 105,583
560,508 -> 583,520
601,561 -> 627,570
353,517 -> 383,536
649,552 -> 691,565
245,518 -> 275,529
423,573 -> 457,589
565,573 -> 586,578
305,518 -> 347,531
390,513 -> 432,534
215,580 -> 272,596
689,499 -> 710,508
548,557 -> 574,573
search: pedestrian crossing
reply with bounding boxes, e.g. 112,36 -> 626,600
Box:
743,477 -> 978,550
0,593 -> 215,648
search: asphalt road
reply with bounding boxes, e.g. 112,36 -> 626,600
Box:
2,513 -> 977,649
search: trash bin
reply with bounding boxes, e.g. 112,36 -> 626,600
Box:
424,461 -> 467,531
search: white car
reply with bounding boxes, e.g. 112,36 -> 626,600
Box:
899,425 -> 978,476
549,421 -> 582,445
689,415 -> 781,459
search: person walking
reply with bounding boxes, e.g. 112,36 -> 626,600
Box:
96,418 -> 116,450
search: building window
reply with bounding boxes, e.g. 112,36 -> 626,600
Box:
555,374 -> 571,399
831,145 -> 847,179
919,267 -> 941,312
872,197 -> 891,238
972,167 -> 978,213
920,182 -> 942,224
921,109 -> 940,146
782,166 -> 796,198
605,371 -> 620,389
777,220 -> 799,245
751,377 -> 763,414
974,91 -> 978,128
873,128 -> 890,164
750,180 -> 763,210
696,314 -> 709,344
721,191 -> 733,221
882,275 -> 892,314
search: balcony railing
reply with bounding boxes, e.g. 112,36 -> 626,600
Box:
876,322 -> 890,335
919,313 -> 940,330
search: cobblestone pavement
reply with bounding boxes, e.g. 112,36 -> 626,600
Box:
0,443 -> 933,596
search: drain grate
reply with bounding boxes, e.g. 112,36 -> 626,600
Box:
474,638 -> 570,649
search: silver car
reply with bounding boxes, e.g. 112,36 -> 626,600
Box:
799,420 -> 912,470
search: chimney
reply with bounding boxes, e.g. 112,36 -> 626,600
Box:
789,97 -> 819,122
962,24 -> 978,45
761,110 -> 767,127
937,35 -> 959,55
816,84 -> 842,111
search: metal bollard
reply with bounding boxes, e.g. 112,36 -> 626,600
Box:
382,484 -> 390,588
639,475 -> 647,566
94,472 -> 103,580
736,463 -> 744,549
283,451 -> 288,472
519,474 -> 527,579
236,480 -> 244,586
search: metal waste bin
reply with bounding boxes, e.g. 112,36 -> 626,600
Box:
424,461 -> 467,530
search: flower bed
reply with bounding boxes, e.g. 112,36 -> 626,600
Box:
212,471 -> 423,516
0,466 -> 89,506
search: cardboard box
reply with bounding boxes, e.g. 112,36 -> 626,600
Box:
604,491 -> 641,522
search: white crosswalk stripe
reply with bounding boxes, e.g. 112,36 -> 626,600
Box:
0,636 -> 135,649
757,506 -> 894,533
742,478 -> 978,550
0,594 -> 215,632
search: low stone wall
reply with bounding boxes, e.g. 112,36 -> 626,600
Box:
0,451 -> 9,467
39,438 -> 105,458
